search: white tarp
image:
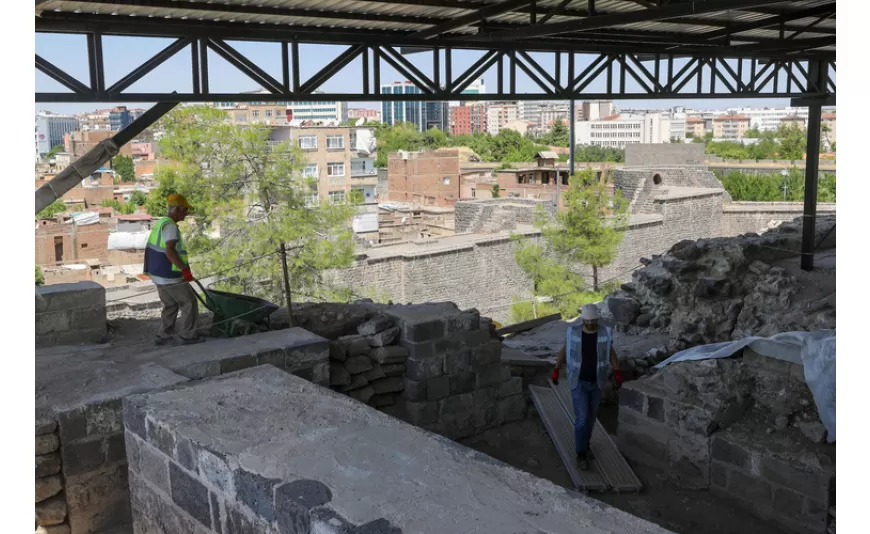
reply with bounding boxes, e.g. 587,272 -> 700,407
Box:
108,231 -> 149,251
354,129 -> 376,155
654,330 -> 836,442
72,212 -> 99,226
352,213 -> 379,233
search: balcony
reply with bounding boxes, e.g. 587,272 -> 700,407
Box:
351,158 -> 376,177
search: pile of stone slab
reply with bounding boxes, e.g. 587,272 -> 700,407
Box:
36,417 -> 67,534
328,314 -> 408,408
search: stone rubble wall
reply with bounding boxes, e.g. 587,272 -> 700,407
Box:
617,350 -> 834,534
455,198 -> 555,233
36,418 -> 69,534
36,282 -> 107,348
722,202 -> 837,236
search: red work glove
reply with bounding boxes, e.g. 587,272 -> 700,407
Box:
181,268 -> 194,282
614,370 -> 623,386
551,368 -> 560,385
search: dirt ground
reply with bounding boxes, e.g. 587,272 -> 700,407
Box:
460,406 -> 788,534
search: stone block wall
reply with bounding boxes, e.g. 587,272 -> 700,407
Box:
710,432 -> 833,534
722,202 -> 837,237
455,198 -> 555,233
384,303 -> 526,439
36,282 -> 106,348
36,417 -> 68,533
653,191 -> 725,244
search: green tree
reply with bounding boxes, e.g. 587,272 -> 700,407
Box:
45,145 -> 65,160
778,124 -> 808,160
37,199 -> 67,220
101,199 -> 123,212
373,122 -> 424,167
511,170 -> 629,321
112,155 -> 136,183
421,128 -> 449,149
35,266 -> 45,286
129,190 -> 148,206
153,105 -> 356,303
541,120 -> 569,147
491,184 -> 501,198
717,168 -> 835,202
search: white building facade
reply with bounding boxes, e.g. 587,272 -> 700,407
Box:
727,106 -> 809,132
575,112 -> 671,148
35,112 -> 79,156
487,103 -> 519,136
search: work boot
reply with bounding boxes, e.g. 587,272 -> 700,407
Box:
576,452 -> 589,470
154,336 -> 175,346
180,336 -> 206,346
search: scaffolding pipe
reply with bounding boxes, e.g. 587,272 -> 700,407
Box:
35,100 -> 179,215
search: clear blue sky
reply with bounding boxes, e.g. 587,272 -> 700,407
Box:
36,34 -> 819,115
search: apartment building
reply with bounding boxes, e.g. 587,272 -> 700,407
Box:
487,103 -> 519,136
712,115 -> 752,140
109,106 -> 133,130
821,112 -> 836,144
214,91 -> 348,124
448,103 -> 487,136
728,106 -> 808,132
380,82 -> 449,132
348,108 -> 381,121
36,112 -> 79,156
386,149 -> 461,207
779,114 -> 807,130
270,126 -> 378,205
64,130 -> 133,158
687,117 -> 706,138
575,112 -> 671,148
582,100 -> 614,122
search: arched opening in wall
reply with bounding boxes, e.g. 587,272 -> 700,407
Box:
653,173 -> 663,185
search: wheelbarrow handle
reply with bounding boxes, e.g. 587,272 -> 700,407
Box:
191,278 -> 211,310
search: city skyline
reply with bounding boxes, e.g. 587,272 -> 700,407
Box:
35,34 -> 821,115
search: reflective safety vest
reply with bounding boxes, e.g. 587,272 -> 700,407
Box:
566,323 -> 613,391
143,217 -> 188,279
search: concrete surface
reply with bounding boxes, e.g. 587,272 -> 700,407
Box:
36,281 -> 107,347
127,365 -> 674,533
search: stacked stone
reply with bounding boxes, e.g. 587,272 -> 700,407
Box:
393,305 -> 526,440
329,315 -> 408,409
36,416 -> 68,534
621,345 -> 672,379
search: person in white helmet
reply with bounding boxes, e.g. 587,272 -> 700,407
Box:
552,303 -> 622,470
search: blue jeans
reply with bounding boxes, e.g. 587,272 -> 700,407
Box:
571,379 -> 601,454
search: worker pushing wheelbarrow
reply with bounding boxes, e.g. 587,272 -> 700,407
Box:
143,193 -> 278,344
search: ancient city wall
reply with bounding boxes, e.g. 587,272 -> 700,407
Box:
455,198 -> 555,233
722,202 -> 837,236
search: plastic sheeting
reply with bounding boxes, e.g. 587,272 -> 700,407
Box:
354,129 -> 376,155
654,330 -> 836,442
108,231 -> 149,251
71,212 -> 100,226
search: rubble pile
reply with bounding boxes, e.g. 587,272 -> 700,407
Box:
605,215 -> 836,374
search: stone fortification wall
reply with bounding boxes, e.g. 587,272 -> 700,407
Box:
36,281 -> 107,348
330,232 -> 540,323
122,366 -> 669,534
723,202 -> 837,236
625,143 -> 706,166
36,418 -> 67,532
455,198 -> 555,233
614,167 -> 726,215
618,349 -> 834,534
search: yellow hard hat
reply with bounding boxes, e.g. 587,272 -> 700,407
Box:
167,194 -> 193,210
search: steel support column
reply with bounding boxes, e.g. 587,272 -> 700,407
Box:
800,99 -> 823,271
35,101 -> 179,214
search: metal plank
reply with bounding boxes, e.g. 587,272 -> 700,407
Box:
551,380 -> 643,492
529,385 -> 608,492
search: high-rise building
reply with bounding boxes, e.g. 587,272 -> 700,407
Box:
109,106 -> 133,131
35,112 -> 79,156
214,90 -> 348,123
448,103 -> 487,136
712,115 -> 752,140
448,78 -> 486,107
381,81 -> 447,132
581,100 -> 614,122
486,102 -> 518,136
726,106 -> 808,132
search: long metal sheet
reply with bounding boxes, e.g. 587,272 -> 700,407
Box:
529,385 -> 608,492
551,380 -> 643,492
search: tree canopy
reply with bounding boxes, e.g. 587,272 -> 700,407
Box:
112,155 -> 136,183
718,169 -> 836,203
703,124 -> 826,161
146,106 -> 357,303
37,199 -> 67,220
511,170 -> 629,323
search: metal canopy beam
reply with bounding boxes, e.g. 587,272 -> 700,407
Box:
414,0 -> 534,39
702,2 -> 836,40
479,0 -> 791,40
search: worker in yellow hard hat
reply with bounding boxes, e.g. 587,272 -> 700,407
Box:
143,194 -> 203,345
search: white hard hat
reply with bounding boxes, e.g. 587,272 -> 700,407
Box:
581,304 -> 600,321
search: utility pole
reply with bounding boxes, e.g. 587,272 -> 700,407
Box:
781,169 -> 789,201
278,243 -> 293,327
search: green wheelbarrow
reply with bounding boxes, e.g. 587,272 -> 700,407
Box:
192,279 -> 279,338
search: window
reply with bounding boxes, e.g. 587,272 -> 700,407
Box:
303,164 -> 318,178
265,110 -> 273,118
252,110 -> 260,118
442,177 -> 450,185
299,136 -> 317,150
328,191 -> 346,204
349,132 -> 357,148
326,135 -> 345,150
327,162 -> 345,177
304,193 -> 319,207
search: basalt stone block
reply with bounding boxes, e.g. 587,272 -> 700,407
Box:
403,379 -> 427,402
444,349 -> 470,375
170,462 -> 212,527
381,363 -> 406,377
35,417 -> 57,436
496,377 -> 523,399
36,433 -> 60,455
446,310 -> 480,333
449,371 -> 477,395
35,494 -> 67,526
36,475 -> 63,503
339,373 -> 369,393
368,326 -> 400,347
759,456 -> 831,502
233,468 -> 281,522
146,418 -> 176,459
370,346 -> 409,365
403,319 -> 446,343
219,354 -> 257,375
498,394 -> 527,423
371,377 -> 404,395
344,356 -> 373,375
405,401 -> 439,426
330,365 -> 351,387
122,397 -> 147,440
357,315 -> 393,336
440,393 -> 474,417
406,354 -> 445,381
61,436 -> 105,477
36,453 -> 62,477
347,386 -> 375,404
369,394 -> 396,408
426,376 -> 450,402
329,341 -> 347,362
337,335 -> 371,357
364,362 -> 386,381
727,470 -> 772,504
476,364 -> 510,389
711,437 -> 749,470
